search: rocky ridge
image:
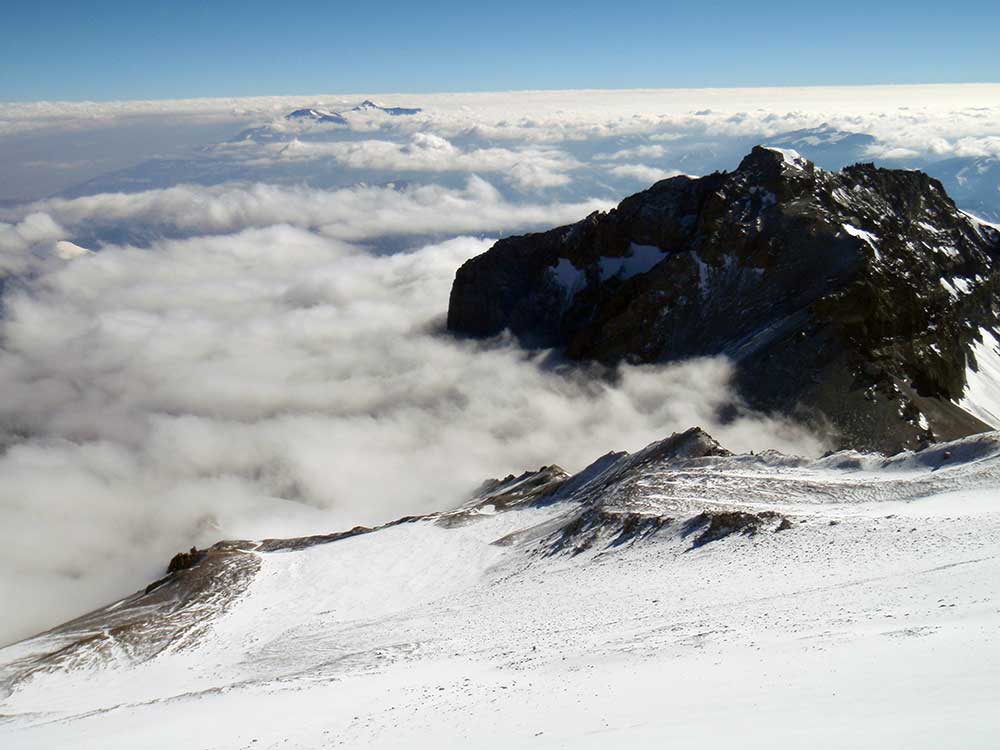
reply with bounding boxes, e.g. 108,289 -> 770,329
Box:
447,147 -> 1000,452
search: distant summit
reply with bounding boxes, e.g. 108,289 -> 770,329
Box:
284,100 -> 423,123
447,147 -> 1000,453
350,99 -> 422,116
232,108 -> 347,142
234,100 -> 423,142
284,108 -> 348,124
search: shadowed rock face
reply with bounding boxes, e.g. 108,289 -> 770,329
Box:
447,147 -> 1000,453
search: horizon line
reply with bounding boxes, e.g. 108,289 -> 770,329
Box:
3,80 -> 1000,107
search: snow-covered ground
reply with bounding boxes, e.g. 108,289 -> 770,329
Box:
2,430 -> 1000,748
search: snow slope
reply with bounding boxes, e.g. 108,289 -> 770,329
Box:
959,327 -> 1000,428
2,430 -> 1000,748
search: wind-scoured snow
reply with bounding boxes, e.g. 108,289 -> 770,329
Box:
2,432 -> 1000,749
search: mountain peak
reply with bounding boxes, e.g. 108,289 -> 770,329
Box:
737,144 -> 811,173
351,100 -> 422,116
447,150 -> 1000,453
284,107 -> 347,124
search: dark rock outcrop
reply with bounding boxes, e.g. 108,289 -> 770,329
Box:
465,465 -> 569,510
448,147 -> 1000,452
166,546 -> 204,574
544,508 -> 672,556
684,510 -> 787,548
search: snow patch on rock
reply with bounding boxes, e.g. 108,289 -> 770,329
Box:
551,258 -> 586,296
762,146 -> 809,170
842,223 -> 881,259
958,328 -> 1000,428
598,243 -> 667,282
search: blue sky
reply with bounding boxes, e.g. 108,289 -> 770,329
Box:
1,0 -> 998,101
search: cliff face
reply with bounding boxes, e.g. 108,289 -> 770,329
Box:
447,147 -> 1000,452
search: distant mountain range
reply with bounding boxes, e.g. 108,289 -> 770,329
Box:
231,100 -> 424,142
764,123 -> 877,170
283,100 -> 422,124
926,156 -> 1000,223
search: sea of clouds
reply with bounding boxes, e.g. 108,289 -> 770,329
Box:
1,84 -> 998,645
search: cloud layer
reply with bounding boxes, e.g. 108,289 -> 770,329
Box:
3,179 -> 612,245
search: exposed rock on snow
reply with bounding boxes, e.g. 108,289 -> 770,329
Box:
447,147 -> 1000,453
462,464 -> 570,512
687,509 -> 792,547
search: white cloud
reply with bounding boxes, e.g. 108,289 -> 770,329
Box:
0,213 -> 70,274
507,161 -> 573,189
4,84 -> 999,155
865,134 -> 1000,161
221,133 -> 581,190
4,178 -> 612,244
597,144 -> 668,161
608,164 -> 684,183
